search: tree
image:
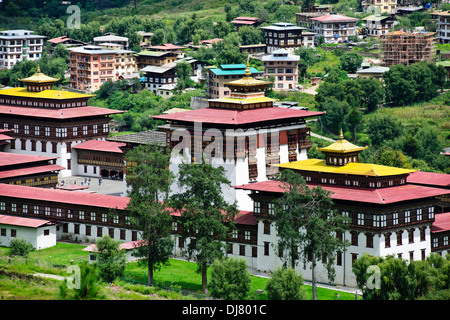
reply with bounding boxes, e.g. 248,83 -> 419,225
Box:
126,143 -> 175,285
209,257 -> 251,300
366,115 -> 404,147
274,169 -> 350,300
340,52 -> 363,73
170,160 -> 238,294
214,33 -> 248,65
238,25 -> 263,45
265,267 -> 307,300
372,147 -> 412,169
58,262 -> 105,300
175,61 -> 194,92
96,235 -> 127,283
9,238 -> 34,259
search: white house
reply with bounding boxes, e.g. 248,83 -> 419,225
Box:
0,214 -> 56,249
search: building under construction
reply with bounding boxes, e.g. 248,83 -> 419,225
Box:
381,30 -> 436,67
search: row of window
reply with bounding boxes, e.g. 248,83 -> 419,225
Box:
0,202 -> 127,226
0,98 -> 86,108
3,122 -> 109,138
0,227 -> 50,237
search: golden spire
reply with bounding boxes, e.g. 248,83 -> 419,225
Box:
37,64 -> 41,73
339,129 -> 344,139
244,56 -> 251,77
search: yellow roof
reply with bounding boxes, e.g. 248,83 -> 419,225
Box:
18,65 -> 59,83
277,159 -> 416,177
210,96 -> 275,104
0,87 -> 94,100
318,130 -> 368,154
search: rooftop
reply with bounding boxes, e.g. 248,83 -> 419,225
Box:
0,164 -> 64,180
277,159 -> 416,177
0,153 -> 57,168
407,171 -> 450,188
431,212 -> 450,233
0,87 -> 92,100
107,130 -> 166,145
0,183 -> 130,210
209,66 -> 261,76
152,107 -> 323,126
317,130 -> 368,154
18,65 -> 59,84
234,180 -> 450,205
311,14 -> 359,23
0,214 -> 54,228
72,140 -> 126,154
0,104 -> 124,120
68,45 -> 118,55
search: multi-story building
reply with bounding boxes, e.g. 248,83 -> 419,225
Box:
230,17 -> 261,31
134,50 -> 178,70
140,65 -> 177,94
365,0 -> 397,14
381,30 -> 436,67
152,63 -> 323,208
234,132 -> 450,287
0,30 -> 45,70
436,11 -> 450,44
93,34 -> 129,50
0,67 -> 124,177
206,64 -> 262,99
68,45 -> 137,92
362,14 -> 396,37
310,14 -> 359,44
260,22 -> 312,53
68,45 -> 116,92
262,49 -> 300,91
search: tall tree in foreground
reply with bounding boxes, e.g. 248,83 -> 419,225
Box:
274,169 -> 350,300
170,160 -> 238,294
125,143 -> 175,285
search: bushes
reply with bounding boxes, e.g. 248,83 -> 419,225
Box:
265,267 -> 307,300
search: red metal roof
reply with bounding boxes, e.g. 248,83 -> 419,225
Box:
0,164 -> 64,179
0,183 -> 130,210
149,43 -> 185,50
235,210 -> 258,226
311,14 -> 359,22
407,171 -> 450,188
72,140 -> 126,154
0,105 -> 124,120
83,240 -> 144,252
431,212 -> 450,233
234,180 -> 450,205
0,153 -> 57,168
0,214 -> 53,228
152,107 -> 323,126
0,133 -> 13,141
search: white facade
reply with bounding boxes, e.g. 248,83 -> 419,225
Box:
0,30 -> 45,70
437,13 -> 450,44
0,223 -> 56,250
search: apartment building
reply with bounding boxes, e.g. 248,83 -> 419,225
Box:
262,49 -> 300,91
68,45 -> 137,92
0,30 -> 45,70
363,14 -> 396,37
260,22 -> 311,53
310,14 -> 359,44
436,11 -> 450,44
365,0 -> 397,14
68,45 -> 116,92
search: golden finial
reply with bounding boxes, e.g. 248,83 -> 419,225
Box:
339,129 -> 344,139
244,55 -> 251,77
37,64 -> 41,73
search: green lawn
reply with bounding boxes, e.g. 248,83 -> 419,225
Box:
0,243 -> 360,300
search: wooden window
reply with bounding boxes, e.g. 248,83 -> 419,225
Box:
74,224 -> 80,235
97,227 -> 103,237
264,242 -> 270,256
109,228 -> 114,238
397,231 -> 403,246
52,142 -> 57,153
337,251 -> 342,266
120,229 -> 126,240
420,228 -> 426,242
352,253 -> 358,267
351,231 -> 358,246
11,229 -> 16,238
409,229 -> 414,243
263,221 -> 270,235
385,233 -> 391,248
86,225 -> 91,236
366,233 -> 373,248
239,245 -> 246,256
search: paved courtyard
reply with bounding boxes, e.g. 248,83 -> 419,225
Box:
58,175 -> 125,196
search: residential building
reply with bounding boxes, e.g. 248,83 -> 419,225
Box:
140,65 -> 177,94
381,30 -> 436,67
234,132 -> 450,287
260,22 -> 311,54
362,14 -> 396,37
47,36 -> 87,51
230,17 -> 261,31
356,66 -> 390,80
436,11 -> 450,44
0,68 -> 124,177
134,50 -> 178,69
206,64 -> 262,99
365,0 -> 397,14
137,31 -> 153,49
147,43 -> 186,59
93,34 -> 129,49
239,43 -> 267,59
0,214 -> 56,249
0,30 -> 45,70
262,49 -> 300,91
152,63 -> 323,208
68,45 -> 117,92
310,14 -> 359,44
113,49 -> 137,79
